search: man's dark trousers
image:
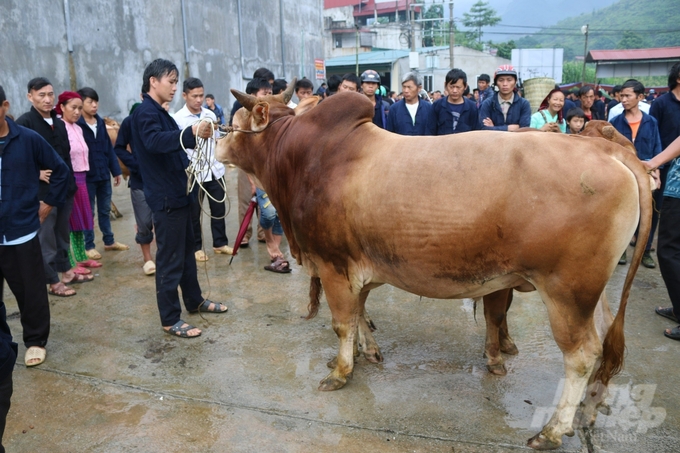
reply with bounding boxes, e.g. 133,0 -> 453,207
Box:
0,236 -> 50,347
0,293 -> 16,453
0,366 -> 12,453
191,180 -> 228,251
39,195 -> 74,285
153,204 -> 203,326
658,196 -> 680,318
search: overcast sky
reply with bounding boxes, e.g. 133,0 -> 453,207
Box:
418,0 -> 620,40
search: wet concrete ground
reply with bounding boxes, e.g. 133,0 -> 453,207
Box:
3,167 -> 680,452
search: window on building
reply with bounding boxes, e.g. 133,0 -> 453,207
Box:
423,75 -> 433,93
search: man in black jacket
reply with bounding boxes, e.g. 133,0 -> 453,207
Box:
130,59 -> 227,339
15,77 -> 78,297
0,85 -> 69,373
76,87 -> 127,256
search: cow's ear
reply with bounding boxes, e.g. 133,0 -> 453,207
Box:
251,102 -> 270,132
294,96 -> 321,116
601,126 -> 615,140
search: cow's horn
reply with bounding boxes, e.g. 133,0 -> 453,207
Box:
282,78 -> 297,105
231,89 -> 258,111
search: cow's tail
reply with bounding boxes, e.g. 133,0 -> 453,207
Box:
594,149 -> 653,386
306,277 -> 323,320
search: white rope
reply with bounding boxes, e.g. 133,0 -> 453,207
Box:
179,118 -> 232,220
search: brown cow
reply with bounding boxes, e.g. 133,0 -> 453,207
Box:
215,87 -> 652,450
481,119 -> 647,376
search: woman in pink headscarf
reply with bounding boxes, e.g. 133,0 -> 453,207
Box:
56,91 -> 99,283
530,88 -> 567,133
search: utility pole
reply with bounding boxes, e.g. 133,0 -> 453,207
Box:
581,24 -> 589,84
449,2 -> 454,68
410,1 -> 416,52
355,24 -> 360,76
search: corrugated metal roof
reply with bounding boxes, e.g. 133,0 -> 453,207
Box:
326,49 -> 409,67
326,46 -> 450,67
587,47 -> 680,63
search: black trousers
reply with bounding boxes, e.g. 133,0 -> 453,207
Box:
0,295 -> 16,453
152,205 -> 203,326
0,236 -> 50,347
191,180 -> 228,250
0,372 -> 12,453
658,196 -> 680,319
38,195 -> 74,284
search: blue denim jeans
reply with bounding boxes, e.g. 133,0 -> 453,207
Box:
84,179 -> 114,249
256,188 -> 283,236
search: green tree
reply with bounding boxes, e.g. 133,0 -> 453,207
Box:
562,61 -> 596,84
493,40 -> 516,59
422,4 -> 444,47
462,0 -> 501,44
616,31 -> 647,49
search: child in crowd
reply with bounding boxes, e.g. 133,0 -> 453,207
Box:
565,108 -> 586,134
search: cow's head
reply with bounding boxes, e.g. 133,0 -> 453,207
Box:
580,120 -> 637,155
214,80 -> 298,174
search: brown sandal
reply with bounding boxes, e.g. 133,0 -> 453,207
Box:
48,283 -> 77,297
62,273 -> 94,284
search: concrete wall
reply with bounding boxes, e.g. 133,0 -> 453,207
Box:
0,0 -> 324,120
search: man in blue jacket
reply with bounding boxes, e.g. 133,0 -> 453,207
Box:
360,70 -> 390,129
130,59 -> 227,339
385,72 -> 435,136
476,73 -> 494,108
0,85 -> 69,373
611,80 -> 663,268
432,68 -> 479,135
204,94 -> 225,125
76,87 -> 127,258
479,65 -> 531,131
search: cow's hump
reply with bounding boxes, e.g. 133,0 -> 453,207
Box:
311,91 -> 375,128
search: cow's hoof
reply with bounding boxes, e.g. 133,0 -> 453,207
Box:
364,350 -> 383,364
527,433 -> 561,450
500,341 -> 519,355
327,357 -> 337,369
486,362 -> 507,376
318,374 -> 347,391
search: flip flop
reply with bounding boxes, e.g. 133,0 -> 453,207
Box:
655,307 -> 677,322
25,346 -> 46,367
78,259 -> 103,268
48,283 -> 77,297
189,299 -> 228,314
163,320 -> 201,338
663,326 -> 680,341
72,266 -> 92,275
264,257 -> 292,274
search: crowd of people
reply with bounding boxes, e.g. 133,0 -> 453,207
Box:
1,58 -> 680,451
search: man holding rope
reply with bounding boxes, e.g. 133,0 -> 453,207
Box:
130,59 -> 228,339
173,77 -> 232,263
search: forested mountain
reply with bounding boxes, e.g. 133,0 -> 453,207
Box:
487,0 -> 619,41
514,0 -> 680,60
